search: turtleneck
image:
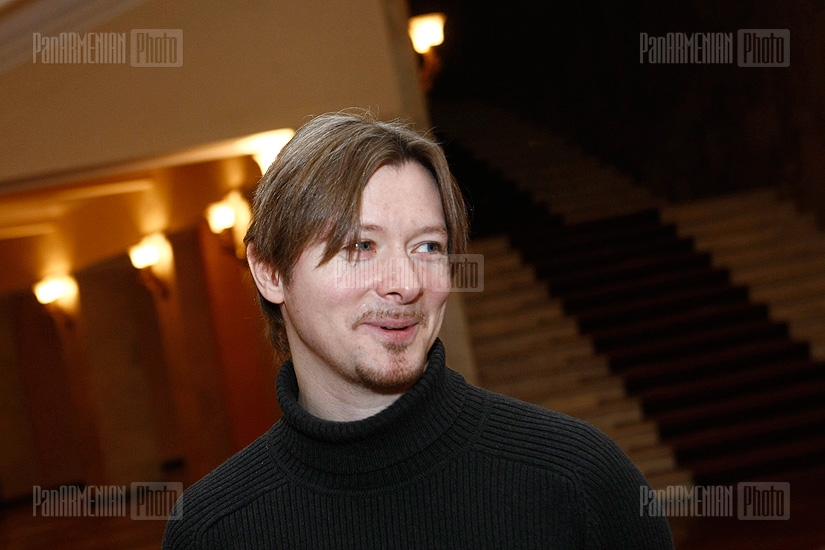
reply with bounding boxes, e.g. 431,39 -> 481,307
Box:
267,339 -> 485,490
163,339 -> 674,549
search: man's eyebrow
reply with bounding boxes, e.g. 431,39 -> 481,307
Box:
359,224 -> 448,237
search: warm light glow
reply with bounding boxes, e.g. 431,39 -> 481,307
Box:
129,233 -> 169,269
408,13 -> 446,54
206,201 -> 236,233
33,275 -> 78,305
235,128 -> 295,174
205,190 -> 252,235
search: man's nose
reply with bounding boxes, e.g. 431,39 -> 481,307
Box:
374,254 -> 424,303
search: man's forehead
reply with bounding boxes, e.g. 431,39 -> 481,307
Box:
358,223 -> 448,236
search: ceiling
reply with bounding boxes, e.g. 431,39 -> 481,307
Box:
0,0 -> 151,74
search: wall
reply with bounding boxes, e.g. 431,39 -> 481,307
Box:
0,0 -> 427,184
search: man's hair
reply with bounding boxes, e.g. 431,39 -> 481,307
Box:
244,110 -> 469,354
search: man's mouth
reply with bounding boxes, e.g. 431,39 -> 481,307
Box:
357,312 -> 424,345
375,319 -> 417,330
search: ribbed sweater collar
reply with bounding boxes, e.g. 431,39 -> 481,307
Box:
267,339 -> 481,490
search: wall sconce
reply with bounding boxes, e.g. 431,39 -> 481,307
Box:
408,13 -> 446,54
206,201 -> 236,234
33,274 -> 79,327
129,233 -> 171,298
408,13 -> 446,92
205,190 -> 251,259
234,128 -> 295,174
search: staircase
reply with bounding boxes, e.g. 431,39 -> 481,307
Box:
434,99 -> 825,488
465,234 -> 690,489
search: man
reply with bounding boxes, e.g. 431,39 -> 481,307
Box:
162,111 -> 673,549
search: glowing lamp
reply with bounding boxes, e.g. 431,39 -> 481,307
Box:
206,201 -> 236,233
408,13 -> 446,54
235,128 -> 295,174
129,233 -> 167,269
33,275 -> 78,305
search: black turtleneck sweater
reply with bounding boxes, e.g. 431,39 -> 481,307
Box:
162,340 -> 673,549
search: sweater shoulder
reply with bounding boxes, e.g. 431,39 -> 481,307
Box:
470,387 -> 673,548
162,427 -> 284,549
471,386 -> 643,481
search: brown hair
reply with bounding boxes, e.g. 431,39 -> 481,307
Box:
244,110 -> 469,354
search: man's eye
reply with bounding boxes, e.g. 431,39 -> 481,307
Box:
415,242 -> 443,253
353,241 -> 373,252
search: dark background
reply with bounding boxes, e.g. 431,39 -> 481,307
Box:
409,0 -> 817,206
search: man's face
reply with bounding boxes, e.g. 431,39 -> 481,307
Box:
266,161 -> 451,398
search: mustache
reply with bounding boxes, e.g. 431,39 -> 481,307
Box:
352,308 -> 427,328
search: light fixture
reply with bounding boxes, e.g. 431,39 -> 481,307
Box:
235,128 -> 295,174
129,233 -> 172,297
33,274 -> 79,327
205,190 -> 252,258
408,13 -> 446,54
206,201 -> 236,234
129,238 -> 161,269
33,275 -> 78,305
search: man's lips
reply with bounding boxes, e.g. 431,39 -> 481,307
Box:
367,319 -> 418,330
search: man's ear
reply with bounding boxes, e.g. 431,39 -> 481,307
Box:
247,244 -> 285,305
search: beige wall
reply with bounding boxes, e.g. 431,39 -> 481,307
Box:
0,0 -> 427,184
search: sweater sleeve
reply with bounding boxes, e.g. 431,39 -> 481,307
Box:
161,497 -> 195,550
577,425 -> 674,549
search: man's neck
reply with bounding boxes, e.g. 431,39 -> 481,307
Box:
293,367 -> 419,422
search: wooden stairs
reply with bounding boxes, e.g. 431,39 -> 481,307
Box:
434,99 -> 825,489
465,235 -> 691,489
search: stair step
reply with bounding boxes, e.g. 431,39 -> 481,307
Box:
660,189 -> 779,223
592,301 -> 769,352
473,329 -> 591,365
652,379 -> 825,433
529,234 -> 692,278
688,435 -> 825,482
669,407 -> 825,454
730,256 -> 825,287
537,379 -> 628,413
690,217 -> 820,252
469,305 -> 568,339
576,399 -> 643,431
563,267 -> 731,314
462,283 -> 551,317
477,267 -> 536,294
468,235 -> 511,257
471,316 -> 583,351
478,352 -> 609,385
770,294 -> 825,321
487,371 -> 620,404
645,469 -> 694,492
628,445 -> 679,476
576,285 -> 750,333
545,250 -> 711,295
603,420 -> 662,451
639,359 -> 821,408
621,339 -> 809,386
749,272 -> 825,303
481,249 -> 524,276
668,202 -> 800,238
607,319 -> 789,370
709,238 -> 825,270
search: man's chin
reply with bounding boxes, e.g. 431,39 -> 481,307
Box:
355,346 -> 428,391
